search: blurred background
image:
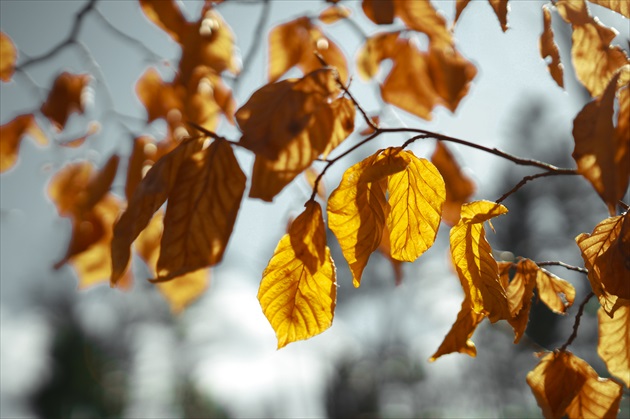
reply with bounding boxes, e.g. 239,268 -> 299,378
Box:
1,1 -> 628,417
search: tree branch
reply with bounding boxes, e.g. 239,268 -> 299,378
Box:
536,261 -> 588,274
560,291 -> 595,351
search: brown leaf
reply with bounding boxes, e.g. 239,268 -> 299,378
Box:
319,5 -> 351,24
576,212 -> 630,316
304,167 -> 326,200
430,298 -> 485,361
136,67 -> 182,123
534,267 -> 576,314
41,72 -> 91,131
454,0 -> 471,25
431,143 -> 475,226
139,0 -> 186,43
587,0 -> 630,18
394,0 -> 453,47
426,44 -> 478,113
539,6 -> 564,89
356,31 -> 402,81
0,114 -> 47,173
488,0 -> 509,32
362,0 -> 395,25
58,121 -> 100,148
598,305 -> 630,387
506,259 -> 538,343
268,17 -> 348,84
0,32 -> 17,82
573,71 -> 629,215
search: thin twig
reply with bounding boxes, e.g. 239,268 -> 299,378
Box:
560,291 -> 595,351
233,0 -> 271,95
536,261 -> 588,274
496,171 -> 580,203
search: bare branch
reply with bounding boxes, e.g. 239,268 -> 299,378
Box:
560,291 -> 595,352
536,261 -> 588,274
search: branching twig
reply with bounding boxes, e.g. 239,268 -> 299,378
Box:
496,171 -> 580,203
536,261 -> 588,274
560,291 -> 595,351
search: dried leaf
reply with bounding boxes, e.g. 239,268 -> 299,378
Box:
356,31 -> 402,81
535,267 -> 576,314
268,17 -> 347,83
139,0 -> 186,43
258,201 -> 337,348
506,259 -> 538,343
0,32 -> 17,82
430,142 -> 475,226
394,0 -> 453,47
430,298 -> 485,361
527,351 -> 622,419
40,72 -> 91,131
386,148 -> 445,262
0,114 -> 47,173
576,212 -> 630,317
156,139 -> 246,280
488,0 -> 509,32
426,44 -> 478,113
362,0 -> 395,25
450,200 -> 509,322
377,223 -> 404,286
136,67 -> 182,123
321,97 -> 355,158
539,6 -> 564,88
319,5 -> 351,24
573,72 -> 629,215
454,0 -> 471,25
587,0 -> 630,18
598,305 -> 630,387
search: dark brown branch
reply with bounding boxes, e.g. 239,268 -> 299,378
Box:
560,291 -> 595,351
496,171 -> 580,203
536,261 -> 588,274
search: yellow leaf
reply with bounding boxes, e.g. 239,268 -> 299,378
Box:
557,0 -> 629,97
430,142 -> 475,226
0,32 -> 17,83
598,305 -> 630,387
318,5 -> 351,24
430,298 -> 485,361
135,211 -> 209,313
587,0 -> 630,18
111,137 -> 205,286
40,72 -> 91,131
393,0 -> 453,47
386,148 -> 445,262
450,200 -> 509,322
321,97 -> 355,158
268,17 -> 347,83
527,351 -> 622,419
534,266 -> 576,314
156,138 -> 246,281
258,201 -> 337,348
506,259 -> 538,343
0,114 -> 47,173
356,31 -> 402,81
577,212 -> 630,317
539,6 -> 564,89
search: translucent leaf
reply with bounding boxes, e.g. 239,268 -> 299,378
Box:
527,351 -> 622,419
156,139 -> 246,281
426,44 -> 477,113
356,31 -> 402,81
139,0 -> 186,43
534,267 -> 576,314
598,305 -> 630,387
572,72 -> 628,216
386,148 -> 445,262
40,72 -> 91,131
539,6 -> 564,89
0,114 -> 47,173
430,298 -> 485,361
268,17 -> 347,83
576,212 -> 630,317
377,223 -> 404,286
258,202 -> 337,348
431,142 -> 475,226
506,259 -> 538,343
319,5 -> 351,24
450,200 -> 509,322
394,0 -> 453,47
587,0 -> 630,19
136,67 -> 182,123
0,32 -> 17,82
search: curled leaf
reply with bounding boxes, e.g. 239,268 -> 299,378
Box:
598,305 -> 630,387
430,298 -> 485,361
40,72 -> 91,131
539,6 -> 564,88
0,114 -> 47,173
0,32 -> 17,82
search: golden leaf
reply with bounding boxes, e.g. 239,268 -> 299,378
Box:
426,44 -> 478,113
506,259 -> 538,343
268,17 -> 348,83
156,138 -> 246,281
136,67 -> 182,123
319,5 -> 351,24
258,201 -> 337,348
321,97 -> 355,158
327,151 -> 401,287
450,200 -> 509,322
539,6 -> 564,89
454,0 -> 471,25
0,32 -> 17,82
139,0 -> 186,43
534,266 -> 576,314
577,212 -> 630,317
40,72 -> 91,131
527,351 -> 622,419
573,71 -> 629,215
587,0 -> 630,18
430,298 -> 485,361
356,31 -> 402,81
488,0 -> 509,32
557,0 -> 628,97
598,305 -> 630,387
304,167 -> 326,200
111,137 -> 205,286
135,211 -> 209,313
386,148 -> 445,262
431,142 -> 475,226
0,114 -> 47,173
394,0 -> 453,47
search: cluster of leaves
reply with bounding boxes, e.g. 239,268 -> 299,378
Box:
1,0 -> 629,417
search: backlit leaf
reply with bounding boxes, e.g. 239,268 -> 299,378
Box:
431,142 -> 475,226
319,5 -> 351,24
139,0 -> 186,43
136,67 -> 182,123
156,138 -> 246,281
377,223 -> 404,286
573,71 -> 629,215
598,305 -> 630,387
135,211 -> 209,313
450,200 -> 509,322
40,72 -> 91,131
111,137 -> 204,286
268,17 -> 347,83
386,148 -> 445,262
430,298 -> 485,361
527,351 -> 622,419
258,201 -> 337,348
0,114 -> 47,173
426,45 -> 478,113
539,6 -> 564,89
506,259 -> 538,343
0,32 -> 17,82
587,0 -> 630,18
356,31 -> 401,81
393,0 -> 453,47
488,0 -> 509,32
576,212 -> 630,317
534,266 -> 576,314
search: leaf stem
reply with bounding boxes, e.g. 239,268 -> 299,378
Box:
559,291 -> 595,352
535,261 -> 588,274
